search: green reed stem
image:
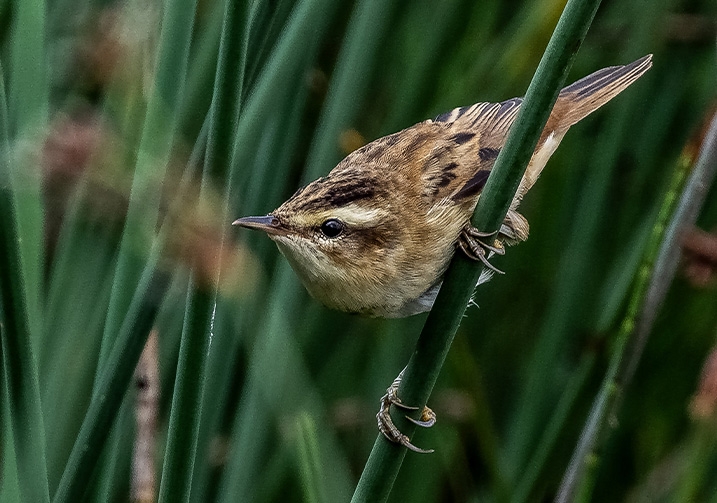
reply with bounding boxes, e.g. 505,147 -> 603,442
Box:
351,0 -> 601,499
0,63 -> 50,503
157,285 -> 213,502
295,412 -> 328,503
157,0 -> 253,495
556,109 -> 717,503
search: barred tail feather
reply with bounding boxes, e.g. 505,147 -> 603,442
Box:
498,54 -> 654,246
519,54 -> 653,195
554,54 -> 653,129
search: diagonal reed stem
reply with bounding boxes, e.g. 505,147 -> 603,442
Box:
556,108 -> 717,503
351,0 -> 602,500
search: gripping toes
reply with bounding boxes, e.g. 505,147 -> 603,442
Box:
457,225 -> 505,274
376,369 -> 435,454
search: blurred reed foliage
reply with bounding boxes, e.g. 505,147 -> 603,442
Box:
0,0 -> 715,501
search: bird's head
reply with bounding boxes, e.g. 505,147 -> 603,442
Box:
233,173 -> 407,313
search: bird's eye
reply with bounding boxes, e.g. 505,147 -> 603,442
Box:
320,218 -> 344,238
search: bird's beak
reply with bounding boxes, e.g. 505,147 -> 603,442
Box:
232,215 -> 288,236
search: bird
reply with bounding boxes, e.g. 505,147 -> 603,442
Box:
233,54 -> 653,451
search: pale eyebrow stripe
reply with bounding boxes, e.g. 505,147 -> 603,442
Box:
328,204 -> 389,225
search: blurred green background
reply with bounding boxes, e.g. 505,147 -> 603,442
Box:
1,0 -> 716,501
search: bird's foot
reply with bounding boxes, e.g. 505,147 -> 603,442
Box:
376,368 -> 435,454
457,225 -> 505,274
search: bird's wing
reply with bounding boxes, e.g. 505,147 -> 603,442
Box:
423,98 -> 522,204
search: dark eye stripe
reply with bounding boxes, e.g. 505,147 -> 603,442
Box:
292,180 -> 377,212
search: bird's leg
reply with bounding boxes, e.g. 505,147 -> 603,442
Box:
457,225 -> 506,274
376,367 -> 436,454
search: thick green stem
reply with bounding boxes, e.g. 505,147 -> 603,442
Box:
351,0 -> 601,499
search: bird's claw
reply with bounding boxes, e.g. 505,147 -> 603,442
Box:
457,226 -> 505,274
376,369 -> 435,454
405,408 -> 437,428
